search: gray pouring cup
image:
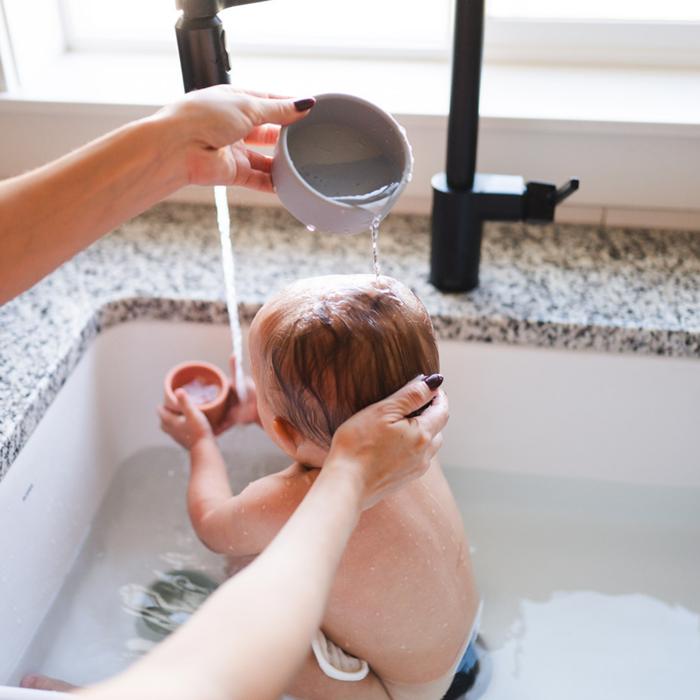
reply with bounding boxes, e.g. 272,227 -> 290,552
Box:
272,93 -> 413,235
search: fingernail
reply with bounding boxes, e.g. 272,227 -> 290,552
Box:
294,97 -> 316,112
424,374 -> 444,390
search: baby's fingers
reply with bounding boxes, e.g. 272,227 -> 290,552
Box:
176,389 -> 200,421
158,405 -> 183,434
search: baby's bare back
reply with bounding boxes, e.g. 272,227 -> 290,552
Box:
321,461 -> 479,686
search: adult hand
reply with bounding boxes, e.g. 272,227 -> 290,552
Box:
0,86 -> 315,304
158,87 -> 315,191
33,375 -> 449,700
326,374 -> 448,510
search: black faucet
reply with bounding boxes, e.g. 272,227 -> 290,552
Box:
175,0 -> 578,292
430,0 -> 579,292
175,0 -> 267,93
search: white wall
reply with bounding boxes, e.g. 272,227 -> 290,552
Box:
2,96 -> 700,230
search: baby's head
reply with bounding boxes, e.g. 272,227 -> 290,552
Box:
249,274 -> 438,464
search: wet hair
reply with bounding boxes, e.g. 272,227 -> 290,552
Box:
254,275 -> 439,447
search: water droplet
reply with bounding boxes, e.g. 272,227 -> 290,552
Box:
306,225 -> 317,233
370,217 -> 382,280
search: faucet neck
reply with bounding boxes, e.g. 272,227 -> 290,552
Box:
446,0 -> 485,192
176,0 -> 268,20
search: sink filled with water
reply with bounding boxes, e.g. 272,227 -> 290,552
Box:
447,467 -> 700,700
11,440 -> 700,698
1,321 -> 698,699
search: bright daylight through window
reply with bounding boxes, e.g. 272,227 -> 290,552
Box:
62,0 -> 700,55
488,0 -> 700,21
61,0 -> 452,54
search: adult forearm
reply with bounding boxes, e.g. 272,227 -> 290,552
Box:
84,461 -> 363,700
0,111 -> 186,304
191,463 -> 362,699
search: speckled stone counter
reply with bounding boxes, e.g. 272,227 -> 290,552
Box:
1,203 -> 699,478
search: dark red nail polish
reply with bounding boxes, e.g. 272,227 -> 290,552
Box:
424,374 -> 444,390
294,98 -> 316,112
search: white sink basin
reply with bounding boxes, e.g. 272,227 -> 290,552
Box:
1,321 -> 698,699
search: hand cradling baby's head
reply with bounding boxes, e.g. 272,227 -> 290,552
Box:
249,274 -> 439,449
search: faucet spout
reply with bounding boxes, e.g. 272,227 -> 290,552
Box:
175,0 -> 269,93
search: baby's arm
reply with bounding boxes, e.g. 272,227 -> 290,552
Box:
189,441 -> 314,556
160,389 -> 314,556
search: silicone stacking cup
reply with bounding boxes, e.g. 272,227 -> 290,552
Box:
164,361 -> 229,428
272,93 -> 413,235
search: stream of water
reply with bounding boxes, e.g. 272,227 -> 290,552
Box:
214,186 -> 246,400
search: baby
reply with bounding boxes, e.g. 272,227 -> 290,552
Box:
163,275 -> 481,700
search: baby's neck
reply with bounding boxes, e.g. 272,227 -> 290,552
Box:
298,462 -> 323,472
291,444 -> 329,471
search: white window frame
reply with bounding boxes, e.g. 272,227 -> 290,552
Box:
0,0 -> 18,91
55,0 -> 700,69
1,0 -> 67,91
1,1 -> 699,98
58,0 -> 455,62
485,18 -> 700,69
2,0 -> 700,224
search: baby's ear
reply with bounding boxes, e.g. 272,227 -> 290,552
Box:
272,417 -> 301,454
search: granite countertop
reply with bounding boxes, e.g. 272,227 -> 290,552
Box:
1,203 -> 699,478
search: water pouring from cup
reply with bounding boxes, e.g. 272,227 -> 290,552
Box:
272,93 -> 414,276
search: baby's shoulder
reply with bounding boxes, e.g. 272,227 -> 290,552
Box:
233,463 -> 317,534
246,462 -> 317,505
278,462 -> 320,484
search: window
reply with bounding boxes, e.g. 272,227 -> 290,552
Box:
61,0 -> 454,58
2,0 -> 699,103
487,1 -> 700,68
3,1 -> 700,219
60,0 -> 700,61
489,1 -> 700,22
51,0 -> 700,75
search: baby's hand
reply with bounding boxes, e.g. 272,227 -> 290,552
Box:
214,355 -> 261,436
159,389 -> 214,450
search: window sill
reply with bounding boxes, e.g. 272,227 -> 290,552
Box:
6,51 -> 700,127
2,52 -> 700,224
